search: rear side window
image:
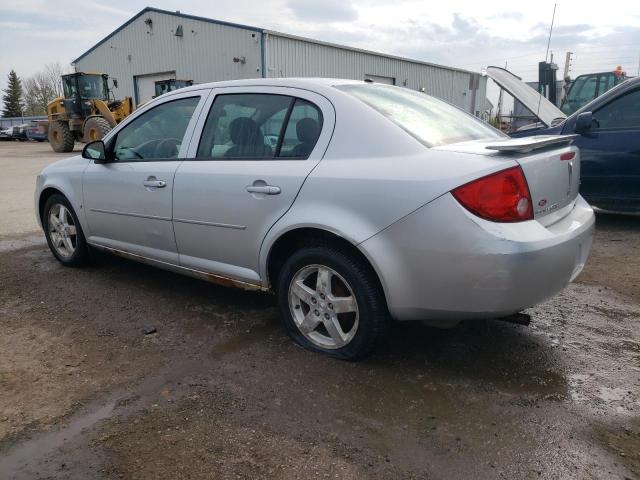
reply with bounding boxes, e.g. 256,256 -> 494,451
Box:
279,99 -> 323,158
336,84 -> 504,147
196,94 -> 323,159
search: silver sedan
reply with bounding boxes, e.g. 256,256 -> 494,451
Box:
35,78 -> 594,359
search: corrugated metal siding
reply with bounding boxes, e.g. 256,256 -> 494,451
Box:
266,33 -> 485,112
75,10 -> 488,115
75,10 -> 263,101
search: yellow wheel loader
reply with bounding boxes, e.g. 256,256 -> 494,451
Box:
47,73 -> 133,152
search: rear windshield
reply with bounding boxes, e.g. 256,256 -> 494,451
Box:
336,84 -> 504,147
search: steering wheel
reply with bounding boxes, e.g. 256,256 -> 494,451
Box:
154,138 -> 181,158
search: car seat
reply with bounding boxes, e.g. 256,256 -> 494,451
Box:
225,117 -> 273,158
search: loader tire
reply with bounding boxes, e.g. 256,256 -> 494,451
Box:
48,120 -> 75,153
83,117 -> 112,143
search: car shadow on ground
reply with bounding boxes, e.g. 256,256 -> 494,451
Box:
88,249 -> 568,400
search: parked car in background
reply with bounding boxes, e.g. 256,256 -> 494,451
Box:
26,124 -> 47,142
0,127 -> 13,141
488,67 -> 640,215
10,124 -> 30,141
35,78 -> 594,359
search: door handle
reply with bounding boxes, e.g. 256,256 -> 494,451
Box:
246,185 -> 281,195
143,179 -> 166,188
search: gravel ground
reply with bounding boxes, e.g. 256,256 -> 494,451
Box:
0,142 -> 638,479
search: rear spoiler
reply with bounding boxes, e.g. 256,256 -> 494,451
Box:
485,135 -> 578,153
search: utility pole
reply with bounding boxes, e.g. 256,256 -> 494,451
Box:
560,51 -> 573,104
563,51 -> 573,79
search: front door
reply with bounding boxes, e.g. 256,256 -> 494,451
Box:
83,93 -> 206,263
173,87 -> 334,283
578,87 -> 640,212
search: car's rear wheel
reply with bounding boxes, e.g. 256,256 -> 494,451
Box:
277,246 -> 388,360
43,194 -> 89,267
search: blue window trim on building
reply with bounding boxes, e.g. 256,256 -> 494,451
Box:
260,32 -> 266,78
133,78 -> 140,106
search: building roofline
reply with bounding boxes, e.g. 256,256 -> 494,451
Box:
73,7 -> 480,77
72,7 -> 263,64
263,30 -> 479,76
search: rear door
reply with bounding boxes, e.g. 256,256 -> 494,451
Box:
576,87 -> 640,211
83,91 -> 207,263
173,87 -> 335,283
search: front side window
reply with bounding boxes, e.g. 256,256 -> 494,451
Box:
113,96 -> 199,161
594,89 -> 640,130
63,77 -> 77,98
196,94 -> 323,160
337,84 -> 504,147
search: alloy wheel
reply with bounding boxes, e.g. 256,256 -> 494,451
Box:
48,203 -> 77,258
288,264 -> 359,349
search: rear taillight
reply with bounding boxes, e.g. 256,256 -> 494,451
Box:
452,166 -> 533,222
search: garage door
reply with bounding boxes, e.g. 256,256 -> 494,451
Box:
134,71 -> 176,106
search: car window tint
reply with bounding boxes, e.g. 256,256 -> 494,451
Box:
594,89 -> 640,130
278,99 -> 323,158
575,77 -> 598,105
197,94 -> 293,159
337,84 -> 504,147
113,97 -> 199,161
598,74 -> 613,97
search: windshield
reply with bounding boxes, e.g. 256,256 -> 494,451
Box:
337,84 -> 504,147
77,76 -> 108,100
561,73 -> 620,115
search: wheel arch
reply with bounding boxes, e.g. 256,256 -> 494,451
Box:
38,183 -> 87,235
38,187 -> 66,224
263,226 -> 390,309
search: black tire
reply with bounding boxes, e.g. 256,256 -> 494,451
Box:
43,194 -> 89,267
277,245 -> 389,361
48,120 -> 74,152
83,117 -> 112,143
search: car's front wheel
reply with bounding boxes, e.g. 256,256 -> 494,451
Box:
43,194 -> 89,266
277,246 -> 388,360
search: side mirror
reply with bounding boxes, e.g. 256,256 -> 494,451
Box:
575,111 -> 594,134
113,78 -> 119,88
82,140 -> 107,163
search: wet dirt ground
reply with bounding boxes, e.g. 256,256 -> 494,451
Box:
0,143 -> 639,479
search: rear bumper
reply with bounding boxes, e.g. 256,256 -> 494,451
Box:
360,193 -> 595,322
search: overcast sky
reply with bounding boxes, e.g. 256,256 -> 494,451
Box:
1,0 -> 639,110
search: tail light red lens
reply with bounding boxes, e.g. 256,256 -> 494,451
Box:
452,166 -> 533,222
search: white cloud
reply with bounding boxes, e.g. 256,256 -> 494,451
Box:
1,0 -> 640,107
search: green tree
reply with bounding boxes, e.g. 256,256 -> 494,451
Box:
2,70 -> 24,117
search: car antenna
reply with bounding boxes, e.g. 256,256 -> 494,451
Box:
536,3 -> 557,120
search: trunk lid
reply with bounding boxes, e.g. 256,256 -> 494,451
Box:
437,135 -> 581,224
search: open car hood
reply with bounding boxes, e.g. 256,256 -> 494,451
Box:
486,66 -> 567,128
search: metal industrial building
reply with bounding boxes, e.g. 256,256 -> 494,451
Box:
73,7 -> 488,114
